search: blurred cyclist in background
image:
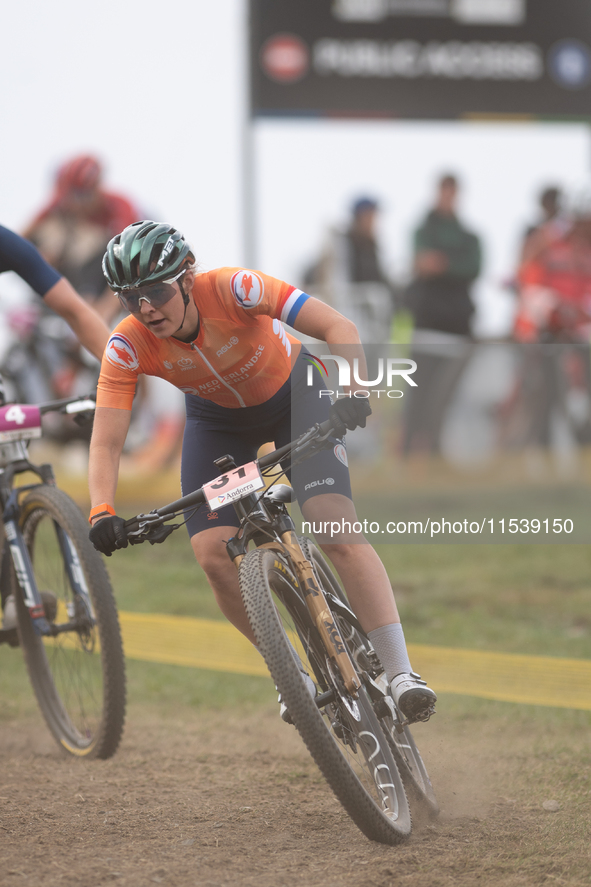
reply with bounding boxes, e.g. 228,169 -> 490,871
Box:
14,155 -> 141,416
24,155 -> 140,324
0,223 -> 110,630
0,223 -> 109,366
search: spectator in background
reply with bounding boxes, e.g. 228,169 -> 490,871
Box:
511,205 -> 591,448
406,174 -> 481,338
23,155 -> 140,324
520,186 -> 570,267
516,206 -> 591,344
16,155 -> 140,404
402,174 -> 482,455
304,197 -> 395,343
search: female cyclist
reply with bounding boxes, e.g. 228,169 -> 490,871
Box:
88,221 -> 436,724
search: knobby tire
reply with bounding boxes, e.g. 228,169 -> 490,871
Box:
239,547 -> 411,845
298,537 -> 439,818
13,486 -> 125,758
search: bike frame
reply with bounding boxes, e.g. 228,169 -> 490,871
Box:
125,420 -> 364,695
0,394 -> 97,647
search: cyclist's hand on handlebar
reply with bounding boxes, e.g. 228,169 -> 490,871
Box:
329,397 -> 372,434
89,516 -> 129,557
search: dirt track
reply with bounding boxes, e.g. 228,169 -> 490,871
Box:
1,704 -> 589,887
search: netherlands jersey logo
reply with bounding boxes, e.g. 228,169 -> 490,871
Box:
231,270 -> 264,309
334,443 -> 348,467
105,334 -> 140,371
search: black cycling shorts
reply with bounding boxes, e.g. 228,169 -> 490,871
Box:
180,348 -> 352,537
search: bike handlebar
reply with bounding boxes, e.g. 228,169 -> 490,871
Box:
38,392 -> 96,415
123,417 -> 336,537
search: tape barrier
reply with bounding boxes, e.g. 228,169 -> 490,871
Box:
117,611 -> 591,712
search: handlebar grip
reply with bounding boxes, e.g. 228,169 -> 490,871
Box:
123,516 -> 142,533
39,392 -> 97,415
318,418 -> 335,437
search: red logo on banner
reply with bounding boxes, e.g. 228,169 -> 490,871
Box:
260,34 -> 309,83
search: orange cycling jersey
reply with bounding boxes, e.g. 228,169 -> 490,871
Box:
97,267 -> 310,410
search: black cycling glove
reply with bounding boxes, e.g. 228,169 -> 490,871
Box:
89,516 -> 129,557
329,397 -> 372,435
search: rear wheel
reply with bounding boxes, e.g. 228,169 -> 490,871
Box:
299,536 -> 439,817
13,486 -> 126,758
239,547 -> 411,845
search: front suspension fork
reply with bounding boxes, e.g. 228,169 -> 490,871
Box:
2,489 -> 93,635
230,528 -> 361,696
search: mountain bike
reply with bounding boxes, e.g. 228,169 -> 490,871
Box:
0,391 -> 126,758
123,419 -> 437,844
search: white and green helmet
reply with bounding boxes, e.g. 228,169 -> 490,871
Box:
102,221 -> 194,292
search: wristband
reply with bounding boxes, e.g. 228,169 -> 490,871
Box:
89,503 -> 116,524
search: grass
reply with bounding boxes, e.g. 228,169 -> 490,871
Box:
102,524 -> 591,660
2,511 -> 589,727
377,542 -> 591,659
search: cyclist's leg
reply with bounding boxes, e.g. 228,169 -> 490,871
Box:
180,402 -> 270,643
190,525 -> 256,643
300,493 -> 399,630
299,491 -> 436,721
283,365 -> 436,720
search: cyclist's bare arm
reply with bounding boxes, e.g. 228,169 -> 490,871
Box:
44,278 -> 111,362
88,407 -> 131,520
291,297 -> 368,390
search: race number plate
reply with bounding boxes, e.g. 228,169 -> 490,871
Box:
203,461 -> 265,511
0,404 -> 42,442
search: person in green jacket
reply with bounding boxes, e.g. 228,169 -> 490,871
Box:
407,174 -> 481,336
403,175 -> 482,455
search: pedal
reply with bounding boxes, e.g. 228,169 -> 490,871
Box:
412,704 -> 436,724
331,719 -> 346,741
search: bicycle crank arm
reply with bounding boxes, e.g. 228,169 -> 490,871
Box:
44,620 -> 95,637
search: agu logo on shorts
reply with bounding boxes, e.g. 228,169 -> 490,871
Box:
106,334 -> 139,371
231,270 -> 264,309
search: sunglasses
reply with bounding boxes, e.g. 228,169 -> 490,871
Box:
117,268 -> 187,314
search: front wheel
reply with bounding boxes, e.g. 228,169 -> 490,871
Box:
239,547 -> 411,845
13,485 -> 126,758
298,537 -> 439,817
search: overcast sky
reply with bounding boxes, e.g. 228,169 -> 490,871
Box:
2,0 -> 590,335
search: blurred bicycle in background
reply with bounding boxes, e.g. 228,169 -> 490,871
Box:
0,387 -> 126,758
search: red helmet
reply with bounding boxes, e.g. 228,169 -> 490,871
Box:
56,155 -> 102,194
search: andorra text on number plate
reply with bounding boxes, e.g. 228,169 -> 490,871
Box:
0,405 -> 42,442
203,461 -> 265,511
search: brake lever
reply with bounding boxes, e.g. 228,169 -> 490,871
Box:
126,511 -> 180,546
128,524 -> 178,546
146,524 -> 178,545
290,423 -> 334,460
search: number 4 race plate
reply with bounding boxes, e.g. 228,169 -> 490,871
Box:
203,461 -> 265,511
0,404 -> 42,442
